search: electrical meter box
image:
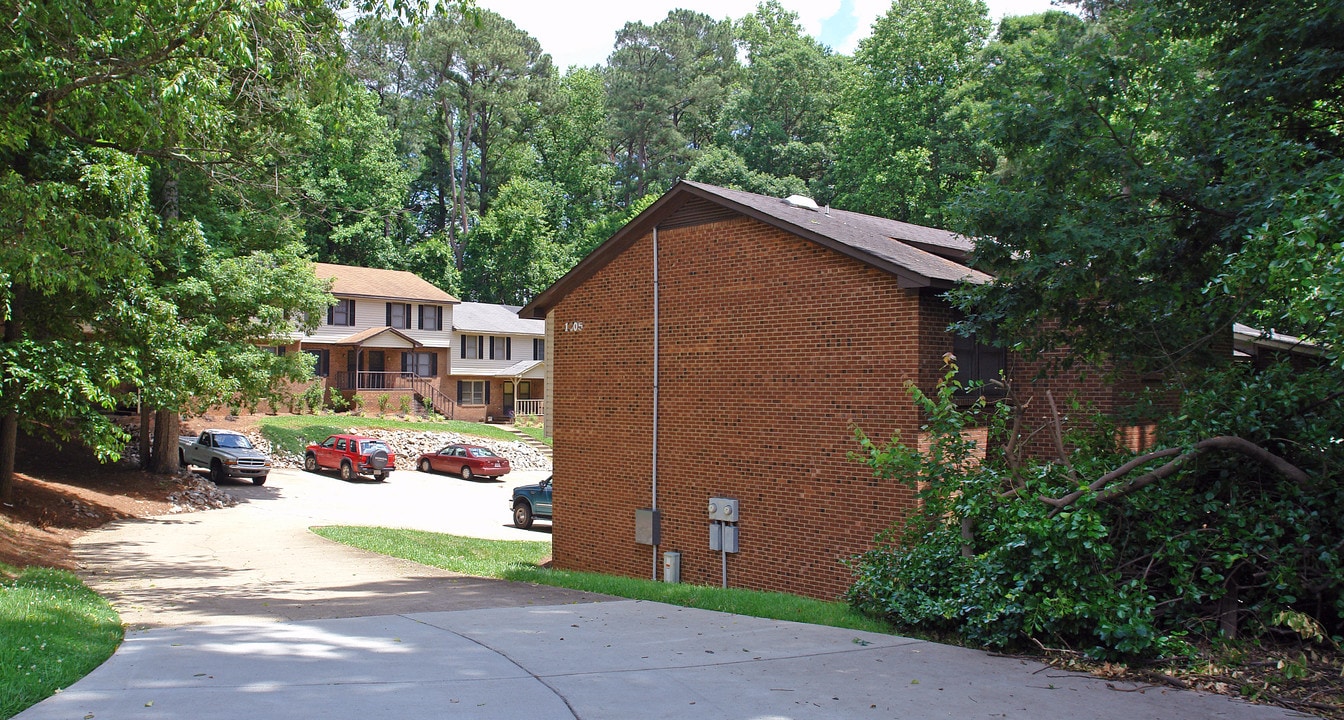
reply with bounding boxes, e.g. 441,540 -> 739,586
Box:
707,497 -> 739,522
635,508 -> 661,545
709,523 -> 740,553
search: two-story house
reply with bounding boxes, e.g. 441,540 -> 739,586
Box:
450,302 -> 545,422
293,263 -> 459,414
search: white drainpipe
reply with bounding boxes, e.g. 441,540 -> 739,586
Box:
651,225 -> 660,580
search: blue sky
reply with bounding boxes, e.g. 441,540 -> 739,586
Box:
475,0 -> 1069,71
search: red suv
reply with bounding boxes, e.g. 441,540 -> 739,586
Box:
304,434 -> 396,482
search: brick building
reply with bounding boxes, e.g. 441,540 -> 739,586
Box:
519,181 -> 1148,600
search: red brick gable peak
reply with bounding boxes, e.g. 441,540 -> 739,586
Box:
519,180 -> 988,320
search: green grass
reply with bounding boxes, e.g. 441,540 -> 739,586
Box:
0,564 -> 122,720
258,415 -> 517,455
515,425 -> 551,446
310,527 -> 892,634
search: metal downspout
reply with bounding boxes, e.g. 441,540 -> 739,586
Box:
651,225 -> 660,580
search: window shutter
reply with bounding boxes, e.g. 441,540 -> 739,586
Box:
506,337 -> 512,360
327,305 -> 334,325
430,353 -> 438,376
385,302 -> 392,327
461,335 -> 467,359
400,352 -> 408,372
477,335 -> 484,359
436,306 -> 443,331
485,381 -> 491,404
403,304 -> 411,328
489,337 -> 495,360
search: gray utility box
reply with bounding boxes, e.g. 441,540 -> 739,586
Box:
664,551 -> 681,583
635,508 -> 661,545
709,523 -> 739,553
707,497 -> 738,522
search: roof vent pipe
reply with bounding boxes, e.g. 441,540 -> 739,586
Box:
783,194 -> 819,211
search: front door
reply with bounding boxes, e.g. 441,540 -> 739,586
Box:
361,351 -> 386,388
503,382 -> 514,415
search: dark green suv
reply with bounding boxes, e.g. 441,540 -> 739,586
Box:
511,476 -> 552,529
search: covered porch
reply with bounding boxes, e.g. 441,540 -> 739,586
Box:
309,327 -> 454,416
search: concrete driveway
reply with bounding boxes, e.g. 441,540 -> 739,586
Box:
75,466 -> 584,628
17,467 -> 1301,719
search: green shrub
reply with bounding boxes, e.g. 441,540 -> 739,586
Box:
398,394 -> 412,415
847,359 -> 1344,660
327,392 -> 349,413
376,393 -> 390,415
302,382 -> 325,414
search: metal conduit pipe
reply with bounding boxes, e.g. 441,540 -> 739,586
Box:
651,225 -> 660,581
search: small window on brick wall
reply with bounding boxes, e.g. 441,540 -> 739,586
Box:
952,332 -> 1007,397
457,380 -> 486,405
304,349 -> 330,377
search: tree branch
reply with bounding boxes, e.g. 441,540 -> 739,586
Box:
1039,436 -> 1309,515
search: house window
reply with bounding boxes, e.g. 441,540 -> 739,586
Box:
305,349 -> 331,377
487,336 -> 511,360
328,299 -> 355,326
419,305 -> 443,331
263,345 -> 287,356
387,302 -> 411,329
458,380 -> 486,405
533,338 -> 544,360
952,332 -> 1007,397
461,334 -> 484,359
402,351 -> 437,378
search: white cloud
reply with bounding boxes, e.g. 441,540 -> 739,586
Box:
476,0 -> 1067,71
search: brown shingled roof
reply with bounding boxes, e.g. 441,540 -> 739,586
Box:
313,262 -> 459,304
520,180 -> 989,319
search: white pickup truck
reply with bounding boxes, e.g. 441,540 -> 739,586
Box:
178,429 -> 272,485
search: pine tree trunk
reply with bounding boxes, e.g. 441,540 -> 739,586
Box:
0,413 -> 15,503
0,288 -> 23,502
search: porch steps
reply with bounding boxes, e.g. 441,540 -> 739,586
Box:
505,426 -> 552,459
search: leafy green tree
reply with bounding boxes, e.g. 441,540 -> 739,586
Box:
409,9 -> 554,267
833,0 -> 992,225
605,9 -> 738,203
461,177 -> 574,304
716,1 -> 844,198
531,68 -> 617,232
0,0 -> 341,491
951,3 -> 1344,373
295,79 -> 415,268
687,145 -> 808,197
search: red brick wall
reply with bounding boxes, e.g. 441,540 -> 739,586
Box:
550,217 -> 927,599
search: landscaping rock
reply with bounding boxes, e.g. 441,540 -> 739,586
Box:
244,428 -> 552,473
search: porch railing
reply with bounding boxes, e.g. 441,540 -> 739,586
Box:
333,371 -> 455,419
514,399 -> 544,417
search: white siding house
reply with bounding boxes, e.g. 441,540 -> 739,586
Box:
289,263 -> 459,414
450,302 -> 545,421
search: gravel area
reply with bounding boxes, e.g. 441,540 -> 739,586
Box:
242,428 -> 552,472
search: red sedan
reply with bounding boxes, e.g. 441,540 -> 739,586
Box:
416,444 -> 511,480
